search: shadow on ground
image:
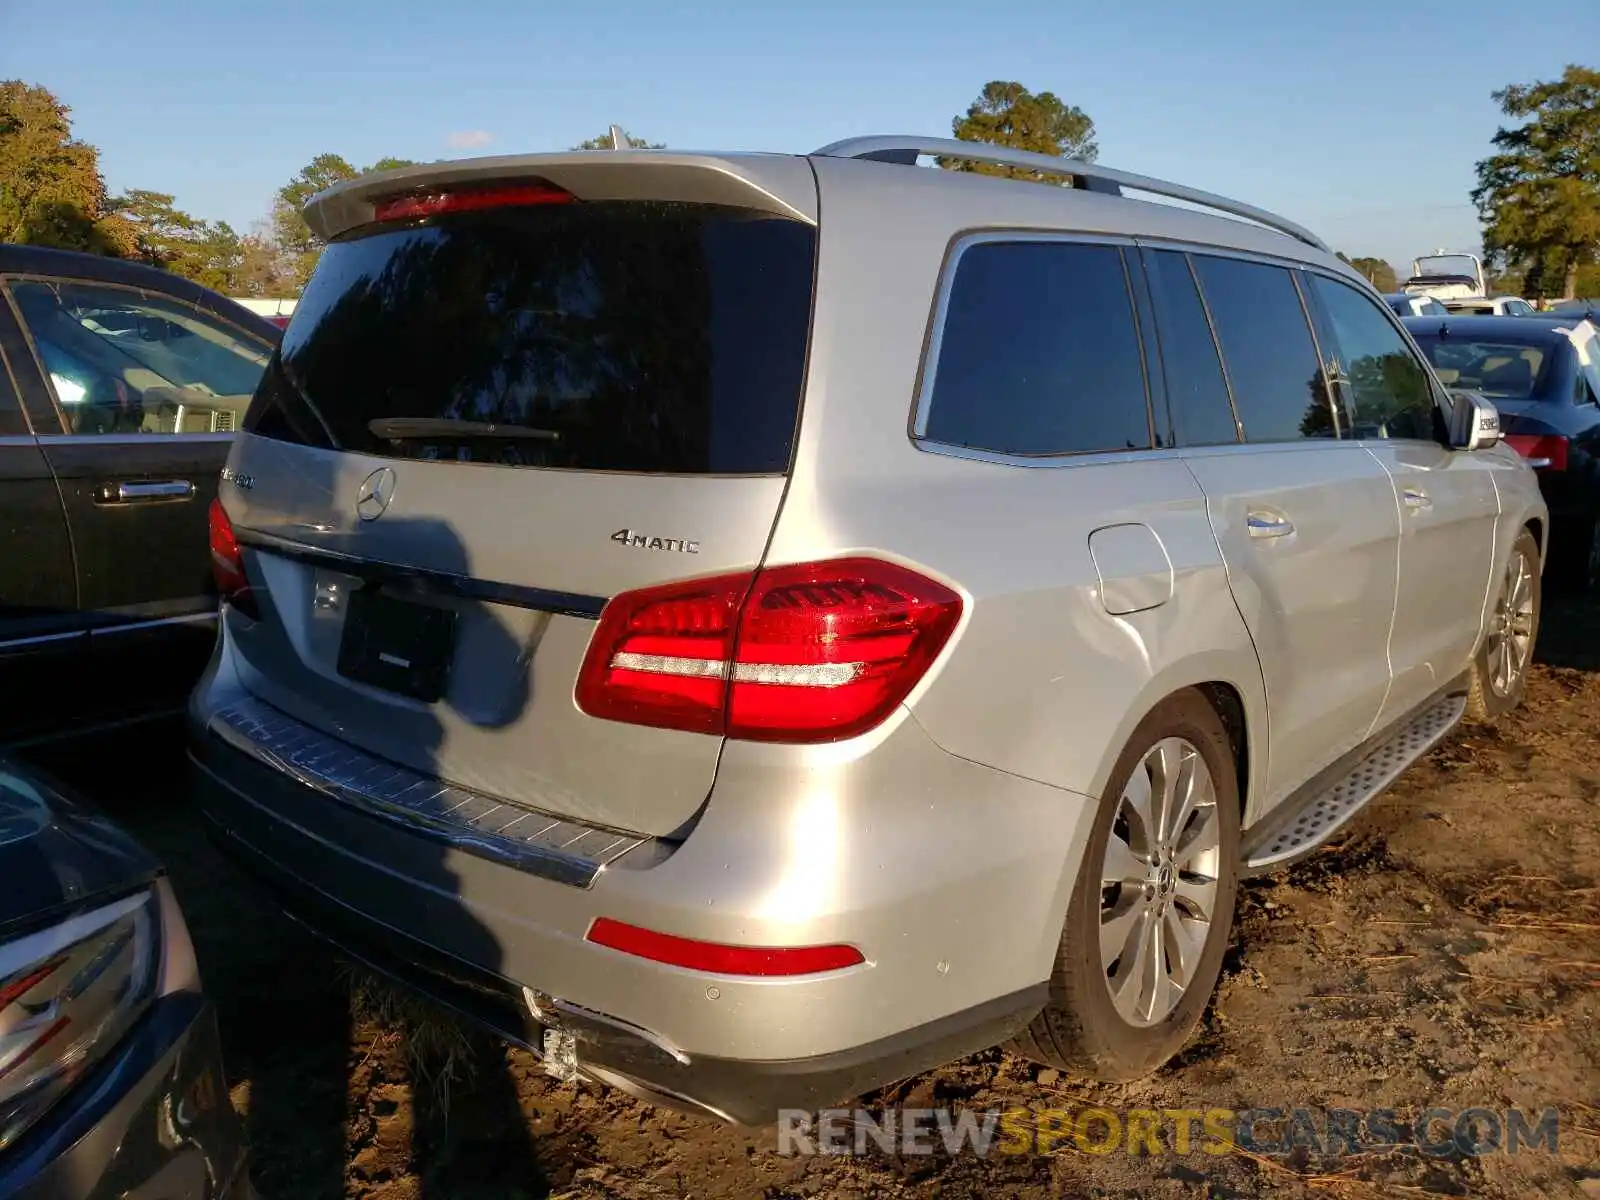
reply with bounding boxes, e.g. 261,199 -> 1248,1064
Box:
25,717 -> 549,1199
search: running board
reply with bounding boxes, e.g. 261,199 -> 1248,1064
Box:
1242,693 -> 1466,874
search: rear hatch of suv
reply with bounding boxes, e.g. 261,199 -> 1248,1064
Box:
213,155 -> 819,838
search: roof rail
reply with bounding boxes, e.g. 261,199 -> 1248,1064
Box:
810,135 -> 1330,253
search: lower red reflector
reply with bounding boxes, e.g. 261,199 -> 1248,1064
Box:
585,917 -> 865,976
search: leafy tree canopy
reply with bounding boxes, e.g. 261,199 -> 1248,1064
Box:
0,80 -> 124,252
1472,64 -> 1600,299
945,81 -> 1098,182
271,153 -> 420,290
1345,255 -> 1399,292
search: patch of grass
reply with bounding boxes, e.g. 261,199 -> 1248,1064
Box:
342,963 -> 478,1116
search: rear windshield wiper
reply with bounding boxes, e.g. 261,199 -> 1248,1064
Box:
368,418 -> 561,441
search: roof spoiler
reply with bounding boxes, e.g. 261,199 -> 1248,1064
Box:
301,151 -> 819,241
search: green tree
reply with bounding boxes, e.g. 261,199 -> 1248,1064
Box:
1346,255 -> 1398,292
108,189 -> 262,291
1472,64 -> 1600,300
108,189 -> 201,264
945,81 -> 1098,181
234,223 -> 291,297
271,153 -> 419,291
573,128 -> 664,150
0,80 -> 125,252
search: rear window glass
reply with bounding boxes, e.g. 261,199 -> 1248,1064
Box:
1409,336 -> 1551,402
246,201 -> 816,474
921,240 -> 1152,456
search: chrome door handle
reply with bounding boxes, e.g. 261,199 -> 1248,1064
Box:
1247,510 -> 1295,538
94,479 -> 196,504
1403,487 -> 1433,510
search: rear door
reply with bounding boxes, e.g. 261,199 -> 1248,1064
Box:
1141,247 -> 1401,810
1301,271 -> 1499,725
0,294 -> 81,741
220,171 -> 819,837
3,273 -> 274,721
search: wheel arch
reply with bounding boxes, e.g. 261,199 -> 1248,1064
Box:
1085,656 -> 1268,828
1524,514 -> 1546,566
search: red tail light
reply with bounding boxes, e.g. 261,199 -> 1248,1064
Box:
372,180 -> 573,223
586,917 -> 865,976
575,558 -> 963,744
1504,434 -> 1568,470
208,498 -> 258,619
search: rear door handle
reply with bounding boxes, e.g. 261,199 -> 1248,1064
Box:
1247,509 -> 1295,539
94,479 -> 196,505
1403,487 -> 1433,510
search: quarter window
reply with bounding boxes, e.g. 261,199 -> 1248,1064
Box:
8,280 -> 271,436
1307,274 -> 1440,441
1189,255 -> 1337,442
922,240 -> 1152,456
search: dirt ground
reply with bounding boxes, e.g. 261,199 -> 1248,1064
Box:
25,595 -> 1600,1200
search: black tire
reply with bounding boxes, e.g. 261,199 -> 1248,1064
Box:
1466,527 -> 1542,722
1008,689 -> 1240,1081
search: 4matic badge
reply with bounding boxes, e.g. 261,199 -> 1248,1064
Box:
610,528 -> 700,554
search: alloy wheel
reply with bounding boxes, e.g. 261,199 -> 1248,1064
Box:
1098,737 -> 1222,1027
1487,548 -> 1536,697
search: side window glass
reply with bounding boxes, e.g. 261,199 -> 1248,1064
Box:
8,280 -> 271,436
1307,274 -> 1439,441
1189,255 -> 1336,442
1142,250 -> 1238,446
1574,331 -> 1600,404
922,241 -> 1152,456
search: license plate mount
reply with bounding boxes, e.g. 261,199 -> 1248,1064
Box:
336,586 -> 457,703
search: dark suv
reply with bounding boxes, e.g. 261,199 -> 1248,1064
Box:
0,246 -> 280,745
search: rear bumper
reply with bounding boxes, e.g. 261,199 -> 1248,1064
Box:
198,801 -> 1040,1125
188,651 -> 1092,1124
0,993 -> 251,1200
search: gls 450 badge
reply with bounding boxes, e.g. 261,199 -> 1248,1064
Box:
610,529 -> 699,554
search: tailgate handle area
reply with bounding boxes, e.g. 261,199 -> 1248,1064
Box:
94,479 -> 196,505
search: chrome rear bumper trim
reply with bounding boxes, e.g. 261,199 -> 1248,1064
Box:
207,696 -> 671,887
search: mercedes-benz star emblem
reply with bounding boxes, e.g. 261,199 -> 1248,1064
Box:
355,467 -> 397,521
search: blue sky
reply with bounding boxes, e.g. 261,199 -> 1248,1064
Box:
1,0 -> 1569,271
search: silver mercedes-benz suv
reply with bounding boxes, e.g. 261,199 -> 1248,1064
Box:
189,135 -> 1547,1125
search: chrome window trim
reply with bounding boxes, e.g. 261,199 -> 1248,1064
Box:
207,696 -> 675,888
909,230 -> 1152,464
1130,235 -> 1332,273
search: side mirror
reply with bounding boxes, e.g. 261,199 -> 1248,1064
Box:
1447,389 -> 1501,450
